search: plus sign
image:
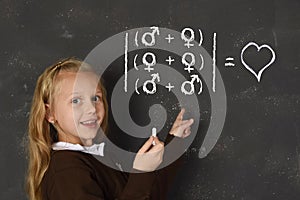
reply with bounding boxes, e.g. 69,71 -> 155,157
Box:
184,41 -> 194,48
165,34 -> 174,43
144,66 -> 154,72
165,56 -> 175,65
184,66 -> 194,73
165,83 -> 174,92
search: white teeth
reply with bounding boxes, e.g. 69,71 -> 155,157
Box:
81,120 -> 97,125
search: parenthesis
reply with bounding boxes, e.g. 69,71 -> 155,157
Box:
197,79 -> 203,95
198,29 -> 203,46
134,54 -> 139,70
199,54 -> 204,70
135,78 -> 140,95
135,31 -> 139,47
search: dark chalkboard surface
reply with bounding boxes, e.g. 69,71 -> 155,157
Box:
0,0 -> 299,199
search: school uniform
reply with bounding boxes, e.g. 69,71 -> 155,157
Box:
41,135 -> 182,200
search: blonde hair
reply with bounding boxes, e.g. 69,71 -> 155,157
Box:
25,57 -> 108,200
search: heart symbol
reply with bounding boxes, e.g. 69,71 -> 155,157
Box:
241,42 -> 276,82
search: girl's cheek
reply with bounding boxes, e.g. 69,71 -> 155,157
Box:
72,107 -> 83,118
96,103 -> 104,111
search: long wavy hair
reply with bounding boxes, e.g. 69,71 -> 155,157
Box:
25,57 -> 108,200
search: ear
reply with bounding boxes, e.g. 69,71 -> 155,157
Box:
45,104 -> 55,124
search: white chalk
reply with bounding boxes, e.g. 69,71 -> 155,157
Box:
152,127 -> 157,145
152,127 -> 157,137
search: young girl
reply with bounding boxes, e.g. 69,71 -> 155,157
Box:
26,57 -> 194,200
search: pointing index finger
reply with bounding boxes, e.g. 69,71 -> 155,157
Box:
176,108 -> 185,122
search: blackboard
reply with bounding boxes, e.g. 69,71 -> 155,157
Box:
0,0 -> 299,199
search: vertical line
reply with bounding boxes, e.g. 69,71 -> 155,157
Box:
124,32 -> 128,92
212,33 -> 216,92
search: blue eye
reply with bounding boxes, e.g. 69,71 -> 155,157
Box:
71,98 -> 81,104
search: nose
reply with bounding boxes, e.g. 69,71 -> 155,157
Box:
85,100 -> 96,114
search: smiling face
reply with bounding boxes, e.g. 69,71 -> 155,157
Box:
48,71 -> 105,146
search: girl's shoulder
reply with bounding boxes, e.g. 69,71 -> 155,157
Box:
48,150 -> 97,173
41,150 -> 109,199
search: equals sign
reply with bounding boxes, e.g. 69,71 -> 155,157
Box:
225,57 -> 235,67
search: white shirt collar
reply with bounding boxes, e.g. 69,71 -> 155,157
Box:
52,141 -> 105,156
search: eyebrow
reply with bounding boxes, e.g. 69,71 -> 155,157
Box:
68,92 -> 80,97
68,90 -> 102,96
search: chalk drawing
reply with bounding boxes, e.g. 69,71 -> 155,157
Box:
124,32 -> 128,92
134,54 -> 139,70
135,31 -> 139,47
165,82 -> 175,92
198,29 -> 203,46
142,52 -> 156,72
166,55 -> 175,65
225,57 -> 235,67
165,34 -> 174,43
182,52 -> 195,73
181,27 -> 195,48
181,74 -> 202,95
135,78 -> 140,95
143,73 -> 160,95
199,53 -> 204,70
212,32 -> 217,92
241,42 -> 276,82
141,26 -> 160,47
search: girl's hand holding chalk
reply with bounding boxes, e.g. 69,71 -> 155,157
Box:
133,108 -> 192,172
133,136 -> 164,172
169,108 -> 194,138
